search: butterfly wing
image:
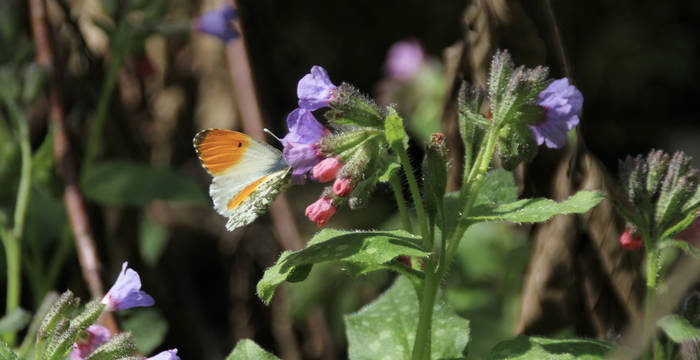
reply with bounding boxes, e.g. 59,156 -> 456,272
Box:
194,129 -> 291,231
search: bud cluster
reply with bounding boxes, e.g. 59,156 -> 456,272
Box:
617,150 -> 700,247
283,66 -> 388,227
458,50 -> 582,171
25,263 -> 179,360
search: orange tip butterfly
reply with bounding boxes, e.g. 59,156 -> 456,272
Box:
193,129 -> 291,231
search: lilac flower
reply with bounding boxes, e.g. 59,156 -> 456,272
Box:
528,78 -> 583,149
70,325 -> 111,360
297,66 -> 336,110
384,40 -> 425,80
193,4 -> 239,43
101,262 -> 155,311
147,349 -> 180,360
281,108 -> 327,184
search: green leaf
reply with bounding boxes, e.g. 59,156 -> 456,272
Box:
385,108 -> 407,150
226,339 -> 280,360
82,160 -> 207,206
257,229 -> 427,304
120,309 -> 168,354
0,339 -> 18,360
345,276 -> 470,360
139,216 -> 169,266
378,162 -> 401,183
0,308 -> 30,334
473,169 -> 518,207
659,240 -> 700,259
466,191 -> 605,223
488,335 -> 613,360
443,170 -> 519,235
658,314 -> 700,343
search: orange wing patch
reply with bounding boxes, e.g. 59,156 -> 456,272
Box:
227,175 -> 269,210
194,129 -> 250,175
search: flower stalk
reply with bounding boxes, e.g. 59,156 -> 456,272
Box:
1,100 -> 32,346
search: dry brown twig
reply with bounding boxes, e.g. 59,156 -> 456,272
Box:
28,0 -> 118,333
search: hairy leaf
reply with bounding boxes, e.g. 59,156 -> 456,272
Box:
0,340 -> 18,360
257,229 -> 427,304
226,339 -> 280,360
466,191 -> 604,223
345,276 -> 469,360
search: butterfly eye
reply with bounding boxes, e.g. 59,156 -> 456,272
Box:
237,142 -> 243,148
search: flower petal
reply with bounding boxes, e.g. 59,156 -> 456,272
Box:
297,66 -> 336,110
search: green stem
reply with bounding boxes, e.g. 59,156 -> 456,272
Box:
390,171 -> 413,233
440,128 -> 499,276
2,102 -> 32,346
412,259 -> 438,360
391,133 -> 435,360
81,52 -> 124,178
643,236 -> 659,360
396,146 -> 431,250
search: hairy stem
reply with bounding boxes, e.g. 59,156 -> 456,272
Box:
396,146 -> 431,249
412,260 -> 438,360
390,171 -> 413,233
643,234 -> 658,360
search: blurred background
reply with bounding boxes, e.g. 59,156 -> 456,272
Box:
0,0 -> 699,359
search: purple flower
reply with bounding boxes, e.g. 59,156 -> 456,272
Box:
70,325 -> 111,360
147,349 -> 180,360
384,40 -> 425,80
528,78 -> 583,149
193,5 -> 239,43
281,108 -> 327,184
297,66 -> 336,110
101,262 -> 155,311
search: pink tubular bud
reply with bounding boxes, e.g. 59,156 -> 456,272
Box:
312,157 -> 343,182
333,178 -> 354,197
619,229 -> 642,251
305,197 -> 337,227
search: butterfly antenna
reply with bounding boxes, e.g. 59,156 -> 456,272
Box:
263,128 -> 283,145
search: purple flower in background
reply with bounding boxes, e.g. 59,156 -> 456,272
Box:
384,40 -> 425,80
297,66 -> 336,110
528,78 -> 583,149
70,325 -> 111,360
193,4 -> 239,43
147,349 -> 180,360
281,108 -> 327,184
101,262 -> 155,311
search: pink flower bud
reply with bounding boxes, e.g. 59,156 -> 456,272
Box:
333,178 -> 354,197
305,197 -> 337,227
619,229 -> 642,251
70,325 -> 111,360
312,157 -> 343,182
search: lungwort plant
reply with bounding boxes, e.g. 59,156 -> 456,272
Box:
223,50 -> 605,359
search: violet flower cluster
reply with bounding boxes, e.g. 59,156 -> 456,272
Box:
282,66 -> 335,185
69,262 -> 180,360
281,66 -> 385,227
